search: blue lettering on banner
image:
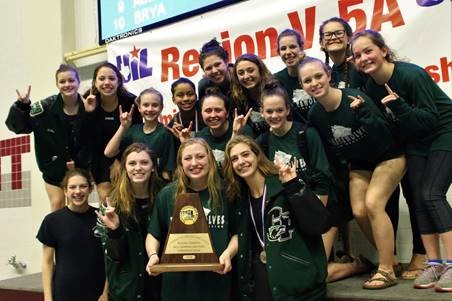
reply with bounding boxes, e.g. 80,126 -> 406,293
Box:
115,45 -> 153,82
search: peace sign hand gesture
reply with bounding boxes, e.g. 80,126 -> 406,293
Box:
16,85 -> 31,104
95,197 -> 120,230
348,94 -> 366,110
119,104 -> 135,130
232,108 -> 252,136
381,83 -> 399,105
167,121 -> 192,143
81,88 -> 97,112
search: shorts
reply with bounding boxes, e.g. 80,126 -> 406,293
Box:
42,173 -> 65,187
91,155 -> 114,184
350,146 -> 404,171
41,159 -> 67,187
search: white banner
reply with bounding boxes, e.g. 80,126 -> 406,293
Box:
107,0 -> 451,123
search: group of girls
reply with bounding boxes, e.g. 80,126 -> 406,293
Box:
6,14 -> 451,301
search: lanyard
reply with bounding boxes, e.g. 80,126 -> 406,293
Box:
248,185 -> 267,248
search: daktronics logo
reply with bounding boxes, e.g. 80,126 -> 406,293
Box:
115,45 -> 153,83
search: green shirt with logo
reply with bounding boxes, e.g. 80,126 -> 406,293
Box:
148,183 -> 235,301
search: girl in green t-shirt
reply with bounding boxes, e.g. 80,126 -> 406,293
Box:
258,82 -> 373,283
167,77 -> 205,135
274,29 -> 316,121
319,17 -> 419,280
104,87 -> 176,182
231,53 -> 273,136
300,57 -> 406,289
351,30 -> 452,292
146,138 -> 238,301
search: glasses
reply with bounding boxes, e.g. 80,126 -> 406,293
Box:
323,30 -> 346,40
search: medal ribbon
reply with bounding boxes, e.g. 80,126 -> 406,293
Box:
248,185 -> 267,249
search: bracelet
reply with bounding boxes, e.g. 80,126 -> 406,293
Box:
148,252 -> 158,258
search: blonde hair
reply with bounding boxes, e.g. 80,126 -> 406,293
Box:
223,135 -> 278,201
174,138 -> 223,211
110,143 -> 163,218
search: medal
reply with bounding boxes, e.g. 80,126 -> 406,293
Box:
259,250 -> 267,264
249,185 -> 267,264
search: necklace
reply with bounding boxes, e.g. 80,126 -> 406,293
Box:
248,185 -> 267,264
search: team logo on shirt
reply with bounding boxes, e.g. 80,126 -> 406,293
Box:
330,125 -> 367,148
204,207 -> 226,229
274,150 -> 307,172
250,111 -> 265,123
266,207 -> 294,242
179,206 -> 198,225
212,149 -> 225,167
29,101 -> 44,117
292,89 -> 316,112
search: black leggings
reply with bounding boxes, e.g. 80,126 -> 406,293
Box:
406,151 -> 452,234
400,175 -> 426,254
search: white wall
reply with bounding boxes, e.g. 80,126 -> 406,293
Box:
0,0 -> 101,280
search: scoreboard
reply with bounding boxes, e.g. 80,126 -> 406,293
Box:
98,0 -> 242,44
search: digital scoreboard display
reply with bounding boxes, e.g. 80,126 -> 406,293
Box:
98,0 -> 242,44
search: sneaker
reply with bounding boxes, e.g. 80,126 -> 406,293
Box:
435,265 -> 452,292
414,264 -> 444,289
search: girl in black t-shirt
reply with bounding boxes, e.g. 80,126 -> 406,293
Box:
37,169 -> 107,301
86,62 -> 142,202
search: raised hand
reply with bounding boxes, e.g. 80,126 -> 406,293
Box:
167,121 -> 192,143
232,108 -> 252,136
118,104 -> 134,129
275,157 -> 298,183
16,85 -> 31,104
348,94 -> 366,109
381,83 -> 399,105
81,88 -> 97,112
66,160 -> 75,170
95,197 -> 120,230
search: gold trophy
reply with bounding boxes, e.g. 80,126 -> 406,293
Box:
150,193 -> 224,272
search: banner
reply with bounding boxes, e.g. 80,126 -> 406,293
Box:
107,0 -> 451,122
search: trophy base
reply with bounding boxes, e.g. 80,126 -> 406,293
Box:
150,262 -> 224,273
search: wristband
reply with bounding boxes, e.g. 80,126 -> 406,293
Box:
148,252 -> 158,258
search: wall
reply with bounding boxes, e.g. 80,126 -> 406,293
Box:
0,0 -> 102,280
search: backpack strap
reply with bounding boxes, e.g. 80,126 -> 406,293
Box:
259,131 -> 270,157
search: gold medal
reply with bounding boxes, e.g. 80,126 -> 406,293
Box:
259,250 -> 267,264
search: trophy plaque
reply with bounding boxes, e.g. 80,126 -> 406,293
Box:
150,193 -> 224,273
